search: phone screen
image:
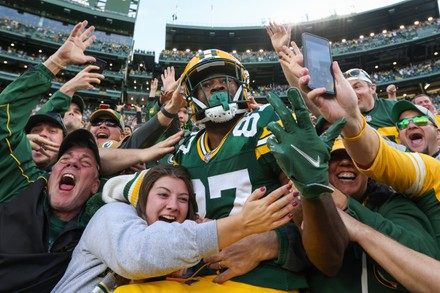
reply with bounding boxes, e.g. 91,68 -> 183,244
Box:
302,33 -> 335,95
90,57 -> 107,74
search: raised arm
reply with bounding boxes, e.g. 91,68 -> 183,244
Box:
43,21 -> 97,75
99,131 -> 183,175
266,88 -> 349,276
339,210 -> 440,293
302,61 -> 380,168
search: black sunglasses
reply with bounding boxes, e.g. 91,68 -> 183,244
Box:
91,119 -> 119,128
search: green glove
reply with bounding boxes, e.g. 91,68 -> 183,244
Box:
266,87 -> 346,200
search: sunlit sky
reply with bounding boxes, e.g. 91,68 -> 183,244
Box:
132,0 -> 421,59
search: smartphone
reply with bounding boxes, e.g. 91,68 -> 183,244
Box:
89,57 -> 107,74
302,32 -> 335,95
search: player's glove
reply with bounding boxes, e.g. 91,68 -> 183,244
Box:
266,87 -> 346,200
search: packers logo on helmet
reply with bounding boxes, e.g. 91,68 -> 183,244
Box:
181,49 -> 250,123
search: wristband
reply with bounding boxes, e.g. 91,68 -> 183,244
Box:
343,116 -> 366,142
160,107 -> 175,119
48,56 -> 66,69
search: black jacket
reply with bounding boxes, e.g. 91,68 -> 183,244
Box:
0,179 -> 85,293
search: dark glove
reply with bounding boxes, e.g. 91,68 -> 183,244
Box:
266,87 -> 346,199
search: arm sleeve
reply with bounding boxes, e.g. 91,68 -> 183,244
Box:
346,195 -> 440,258
85,203 -> 219,279
136,110 -> 142,124
119,114 -> 168,149
36,89 -> 70,115
0,64 -> 52,202
277,222 -> 311,272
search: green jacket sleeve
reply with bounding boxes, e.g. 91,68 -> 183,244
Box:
346,194 -> 440,259
37,89 -> 70,115
0,64 -> 53,202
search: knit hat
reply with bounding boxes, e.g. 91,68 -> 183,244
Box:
102,170 -> 149,206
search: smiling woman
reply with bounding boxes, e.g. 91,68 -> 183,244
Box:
52,164 -> 295,292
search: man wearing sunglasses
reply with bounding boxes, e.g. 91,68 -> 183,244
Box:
390,100 -> 440,160
88,108 -> 126,148
343,68 -> 398,142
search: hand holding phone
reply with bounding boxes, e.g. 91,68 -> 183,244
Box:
302,33 -> 335,95
89,57 -> 107,74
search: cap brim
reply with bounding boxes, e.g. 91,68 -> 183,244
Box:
90,109 -> 124,129
57,129 -> 101,169
25,113 -> 67,135
72,95 -> 85,114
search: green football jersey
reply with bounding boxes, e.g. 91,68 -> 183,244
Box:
363,98 -> 398,142
173,104 -> 309,290
174,104 -> 282,219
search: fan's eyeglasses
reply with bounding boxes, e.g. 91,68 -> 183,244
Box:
91,119 -> 119,128
396,115 -> 430,130
343,69 -> 372,80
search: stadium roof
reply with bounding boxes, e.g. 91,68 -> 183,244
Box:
164,0 -> 439,52
160,0 -> 440,98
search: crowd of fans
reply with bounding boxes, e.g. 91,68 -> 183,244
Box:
3,16 -> 440,293
1,8 -> 440,107
160,17 -> 440,62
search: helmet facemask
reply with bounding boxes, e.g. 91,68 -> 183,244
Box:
182,50 -> 250,124
189,74 -> 248,123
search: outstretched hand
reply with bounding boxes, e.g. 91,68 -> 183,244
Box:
51,21 -> 97,67
239,183 -> 294,234
266,21 -> 292,53
137,131 -> 184,163
164,76 -> 186,114
301,62 -> 361,127
60,65 -> 104,96
266,88 -> 345,199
